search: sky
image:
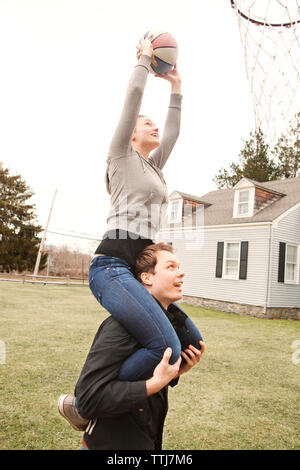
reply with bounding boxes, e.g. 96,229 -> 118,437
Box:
0,0 -> 256,254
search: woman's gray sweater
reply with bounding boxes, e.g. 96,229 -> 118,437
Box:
105,54 -> 182,240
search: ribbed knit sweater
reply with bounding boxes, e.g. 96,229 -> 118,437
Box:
104,54 -> 182,240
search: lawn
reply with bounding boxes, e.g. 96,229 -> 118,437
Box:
0,282 -> 299,450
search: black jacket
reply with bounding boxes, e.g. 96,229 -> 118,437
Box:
75,315 -> 173,450
74,300 -> 194,450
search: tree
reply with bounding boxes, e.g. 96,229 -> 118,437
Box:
42,244 -> 92,278
272,112 -> 300,179
0,162 -> 47,272
213,129 -> 280,189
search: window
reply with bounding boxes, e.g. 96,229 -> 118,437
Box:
233,187 -> 255,218
279,242 -> 300,284
223,242 -> 240,279
170,201 -> 179,221
285,244 -> 299,284
168,199 -> 182,224
216,241 -> 249,280
238,190 -> 250,216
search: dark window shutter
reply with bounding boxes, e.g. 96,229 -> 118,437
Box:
239,241 -> 248,280
216,242 -> 224,278
278,242 -> 286,283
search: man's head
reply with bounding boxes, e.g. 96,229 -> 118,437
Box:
135,243 -> 184,309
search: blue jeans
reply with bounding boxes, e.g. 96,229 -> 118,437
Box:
89,256 -> 202,381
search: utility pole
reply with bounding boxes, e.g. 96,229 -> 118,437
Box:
33,189 -> 57,278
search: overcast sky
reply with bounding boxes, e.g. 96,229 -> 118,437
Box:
0,0 -> 256,254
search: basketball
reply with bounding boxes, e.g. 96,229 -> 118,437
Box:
141,29 -> 178,74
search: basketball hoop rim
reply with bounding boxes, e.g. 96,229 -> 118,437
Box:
230,0 -> 300,28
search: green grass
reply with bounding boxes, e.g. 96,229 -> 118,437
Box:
0,282 -> 299,450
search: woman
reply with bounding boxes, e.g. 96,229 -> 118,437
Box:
89,36 -> 202,381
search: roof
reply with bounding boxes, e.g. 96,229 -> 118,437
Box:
236,178 -> 286,197
169,190 -> 211,206
174,177 -> 300,226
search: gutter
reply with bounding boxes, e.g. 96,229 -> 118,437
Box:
264,223 -> 273,315
159,221 -> 272,234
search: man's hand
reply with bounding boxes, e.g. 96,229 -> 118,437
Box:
146,347 -> 182,396
178,341 -> 205,377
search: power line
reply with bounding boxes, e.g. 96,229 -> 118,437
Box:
49,227 -> 101,238
47,230 -> 101,241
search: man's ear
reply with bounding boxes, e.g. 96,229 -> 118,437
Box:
140,271 -> 153,286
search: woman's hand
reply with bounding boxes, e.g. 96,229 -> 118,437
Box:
136,34 -> 158,67
155,64 -> 182,94
136,34 -> 153,59
136,39 -> 152,59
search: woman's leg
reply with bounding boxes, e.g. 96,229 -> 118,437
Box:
179,317 -> 203,357
89,256 -> 181,381
167,303 -> 203,355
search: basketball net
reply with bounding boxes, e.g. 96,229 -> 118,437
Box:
231,0 -> 300,144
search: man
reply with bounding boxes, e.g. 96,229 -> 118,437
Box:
58,243 -> 205,450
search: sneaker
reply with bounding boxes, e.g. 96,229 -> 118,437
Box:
58,394 -> 89,431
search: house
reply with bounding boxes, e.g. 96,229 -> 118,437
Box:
157,176 -> 300,320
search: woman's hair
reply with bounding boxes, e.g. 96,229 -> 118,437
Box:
132,115 -> 145,137
135,242 -> 174,281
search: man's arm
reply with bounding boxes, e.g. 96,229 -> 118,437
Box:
146,347 -> 181,395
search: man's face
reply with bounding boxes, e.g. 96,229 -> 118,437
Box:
142,250 -> 184,308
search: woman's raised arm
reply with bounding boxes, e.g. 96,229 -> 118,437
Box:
149,65 -> 182,169
107,38 -> 154,159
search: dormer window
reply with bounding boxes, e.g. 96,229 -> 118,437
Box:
170,201 -> 179,220
233,177 -> 285,219
168,199 -> 183,223
233,186 -> 255,218
238,190 -> 250,216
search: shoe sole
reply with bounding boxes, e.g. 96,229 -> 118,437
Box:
58,394 -> 84,432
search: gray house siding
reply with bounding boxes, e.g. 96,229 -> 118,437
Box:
269,205 -> 300,308
161,225 -> 271,307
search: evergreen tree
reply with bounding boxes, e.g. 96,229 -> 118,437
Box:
0,163 -> 47,272
272,112 -> 300,179
213,129 -> 280,189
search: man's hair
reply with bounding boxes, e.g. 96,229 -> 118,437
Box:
135,242 -> 174,281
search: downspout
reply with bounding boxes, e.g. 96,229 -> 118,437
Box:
264,223 -> 273,315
